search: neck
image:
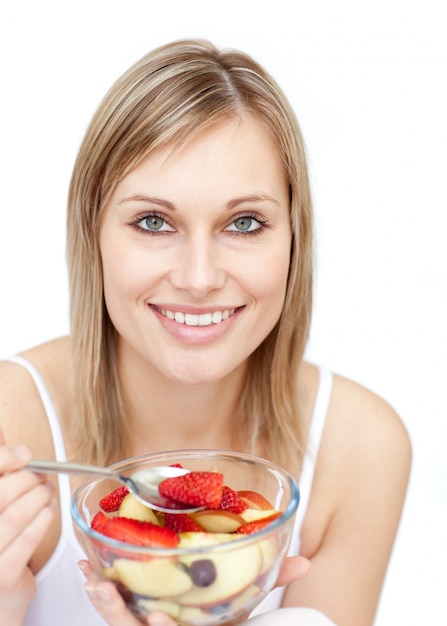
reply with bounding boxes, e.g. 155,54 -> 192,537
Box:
118,349 -> 247,457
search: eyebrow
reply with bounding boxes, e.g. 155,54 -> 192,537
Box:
118,195 -> 176,210
227,194 -> 281,209
118,193 -> 281,210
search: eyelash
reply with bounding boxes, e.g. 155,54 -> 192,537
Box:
130,211 -> 270,235
131,211 -> 173,233
231,212 -> 270,236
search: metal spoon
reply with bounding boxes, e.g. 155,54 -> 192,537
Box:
26,459 -> 204,513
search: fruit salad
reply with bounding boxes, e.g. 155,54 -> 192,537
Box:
89,466 -> 284,624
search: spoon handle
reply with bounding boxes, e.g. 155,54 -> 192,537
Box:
26,459 -> 117,480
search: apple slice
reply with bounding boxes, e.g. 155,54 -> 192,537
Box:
103,564 -> 119,581
176,531 -> 242,571
137,598 -> 181,619
176,543 -> 262,606
118,493 -> 159,525
237,490 -> 274,510
240,508 -> 280,523
112,557 -> 193,597
191,509 -> 244,533
178,606 -> 211,624
229,583 -> 262,610
178,531 -> 240,550
177,531 -> 222,549
258,537 -> 278,573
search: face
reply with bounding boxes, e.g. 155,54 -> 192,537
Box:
99,115 -> 292,384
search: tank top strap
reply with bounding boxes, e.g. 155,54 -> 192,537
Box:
251,366 -> 334,616
305,366 -> 333,465
290,366 -> 333,549
299,366 -> 333,504
3,355 -> 73,530
5,356 -> 68,461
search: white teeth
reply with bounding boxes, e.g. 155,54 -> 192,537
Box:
184,314 -> 198,326
212,311 -> 222,324
197,313 -> 212,326
160,308 -> 235,326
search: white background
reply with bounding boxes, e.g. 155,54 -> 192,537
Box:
0,1 -> 446,623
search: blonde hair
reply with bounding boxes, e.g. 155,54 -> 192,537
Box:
67,39 -> 313,467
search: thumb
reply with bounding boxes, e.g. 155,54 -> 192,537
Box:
276,555 -> 311,587
147,612 -> 178,626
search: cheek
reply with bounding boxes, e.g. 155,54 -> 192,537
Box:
100,250 -> 144,329
101,247 -> 131,298
245,246 -> 291,307
100,235 -> 158,301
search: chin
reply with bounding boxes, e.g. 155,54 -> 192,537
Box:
167,369 -> 225,386
165,358 -> 241,387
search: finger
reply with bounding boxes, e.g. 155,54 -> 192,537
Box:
0,468 -> 49,514
146,612 -> 178,626
78,559 -> 100,582
275,556 -> 311,587
0,443 -> 32,473
80,562 -> 178,626
0,480 -> 55,553
0,503 -> 55,587
83,578 -> 144,626
79,557 -> 310,626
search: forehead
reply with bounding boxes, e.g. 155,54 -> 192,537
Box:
114,115 -> 288,201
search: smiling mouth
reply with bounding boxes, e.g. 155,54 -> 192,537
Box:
158,308 -> 237,327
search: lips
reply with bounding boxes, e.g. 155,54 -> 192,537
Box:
158,308 -> 236,327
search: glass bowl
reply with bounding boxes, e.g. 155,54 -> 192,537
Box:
71,449 -> 299,625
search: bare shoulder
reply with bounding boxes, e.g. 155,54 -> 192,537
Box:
0,336 -> 72,455
317,371 -> 412,518
298,361 -> 411,456
300,364 -> 412,509
329,372 -> 412,468
288,367 -> 412,624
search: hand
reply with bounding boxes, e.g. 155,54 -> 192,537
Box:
0,432 -> 55,623
80,555 -> 311,626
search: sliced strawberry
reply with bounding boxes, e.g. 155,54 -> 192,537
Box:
102,516 -> 179,547
163,512 -> 203,533
99,486 -> 129,512
236,512 -> 282,535
169,463 -> 184,468
219,485 -> 249,514
91,510 -> 109,533
159,471 -> 224,509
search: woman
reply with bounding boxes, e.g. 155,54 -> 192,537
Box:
0,39 -> 411,626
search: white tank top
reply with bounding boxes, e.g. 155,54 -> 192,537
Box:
5,356 -> 332,625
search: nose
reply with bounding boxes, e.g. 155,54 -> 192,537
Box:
170,236 -> 226,299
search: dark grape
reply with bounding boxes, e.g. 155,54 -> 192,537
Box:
190,559 -> 217,587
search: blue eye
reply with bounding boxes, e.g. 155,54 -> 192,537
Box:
235,217 -> 256,231
135,214 -> 174,232
226,214 -> 265,233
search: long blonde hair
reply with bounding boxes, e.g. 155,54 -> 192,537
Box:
67,39 -> 313,467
